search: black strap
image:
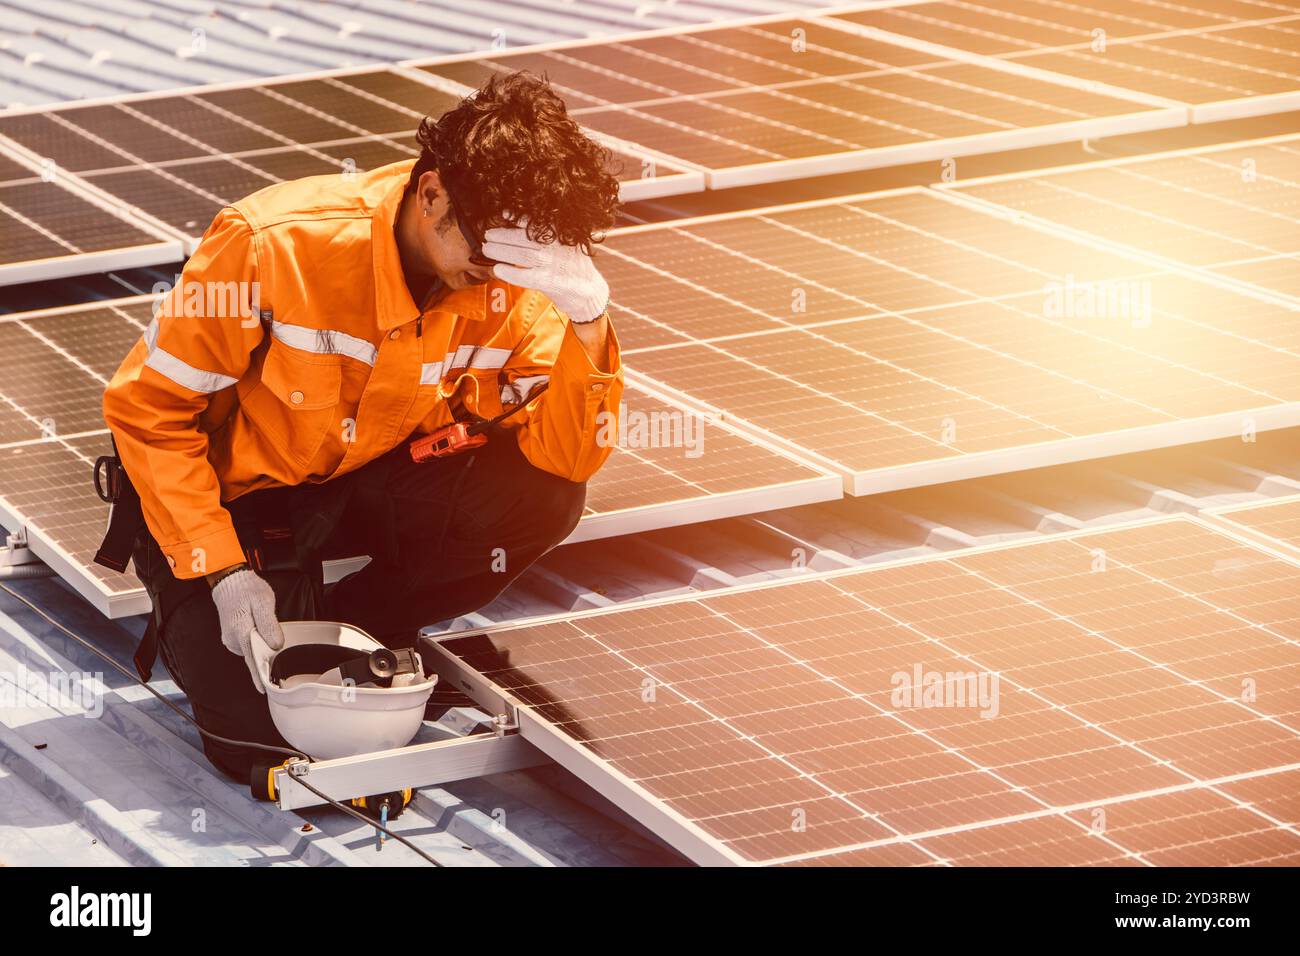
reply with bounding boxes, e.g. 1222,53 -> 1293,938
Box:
269,644 -> 419,687
466,381 -> 549,437
93,436 -> 145,575
134,612 -> 161,683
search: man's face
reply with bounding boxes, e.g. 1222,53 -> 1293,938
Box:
411,170 -> 495,290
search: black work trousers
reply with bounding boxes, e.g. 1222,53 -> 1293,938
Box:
129,430 -> 586,782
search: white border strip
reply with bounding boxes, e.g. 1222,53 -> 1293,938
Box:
930,130 -> 1300,190
0,242 -> 180,287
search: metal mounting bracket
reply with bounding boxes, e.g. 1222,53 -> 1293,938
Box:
0,528 -> 39,567
271,729 -> 548,811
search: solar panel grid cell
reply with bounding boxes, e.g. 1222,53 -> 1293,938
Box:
950,138 -> 1300,303
837,0 -> 1260,55
333,73 -> 462,115
0,320 -> 115,444
605,188 -> 1300,481
267,80 -> 418,136
125,97 -> 285,154
418,15 -> 1175,184
848,2 -> 1300,108
0,432 -> 126,590
0,112 -> 128,172
1211,496 -> 1300,552
0,65 -> 680,262
0,152 -> 35,184
436,518 -> 1300,865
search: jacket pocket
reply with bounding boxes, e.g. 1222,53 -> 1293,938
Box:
240,343 -> 343,468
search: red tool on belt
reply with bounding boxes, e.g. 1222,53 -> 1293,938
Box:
409,382 -> 549,462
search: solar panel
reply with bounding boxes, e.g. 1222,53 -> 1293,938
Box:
412,15 -> 1182,189
0,299 -> 154,614
424,515 -> 1300,866
946,134 -> 1300,305
836,0 -> 1298,55
833,0 -> 1300,121
0,147 -> 183,284
573,385 -> 840,542
602,187 -> 1300,493
0,66 -> 701,262
1206,494 -> 1300,555
0,297 -> 838,618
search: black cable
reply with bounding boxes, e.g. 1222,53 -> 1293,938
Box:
466,380 -> 550,436
0,581 -> 441,866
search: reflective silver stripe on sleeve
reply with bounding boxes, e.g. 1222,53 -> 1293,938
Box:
271,320 -> 378,366
500,373 -> 549,405
423,347 -> 511,385
141,318 -> 239,394
445,344 -> 512,372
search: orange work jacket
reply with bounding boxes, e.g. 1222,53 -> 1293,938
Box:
102,159 -> 623,580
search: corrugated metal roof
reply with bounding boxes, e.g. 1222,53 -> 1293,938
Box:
0,0 -> 841,107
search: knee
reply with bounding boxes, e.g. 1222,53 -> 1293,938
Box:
507,465 -> 584,554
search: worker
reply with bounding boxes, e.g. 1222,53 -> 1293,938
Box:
97,71 -> 624,782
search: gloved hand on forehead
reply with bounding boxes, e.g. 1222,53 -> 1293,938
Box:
483,219 -> 609,324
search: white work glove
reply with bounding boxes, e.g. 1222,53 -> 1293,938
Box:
483,222 -> 609,323
211,569 -> 283,694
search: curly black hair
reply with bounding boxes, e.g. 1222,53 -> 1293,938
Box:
408,71 -> 621,253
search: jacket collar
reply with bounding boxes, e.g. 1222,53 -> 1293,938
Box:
372,160 -> 493,331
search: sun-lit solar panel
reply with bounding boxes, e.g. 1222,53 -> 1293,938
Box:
413,15 -> 1182,188
835,0 -> 1293,55
604,187 -> 1300,492
426,516 -> 1300,865
946,134 -> 1300,305
833,0 -> 1300,121
0,66 -> 701,271
1207,494 -> 1300,555
0,149 -> 182,284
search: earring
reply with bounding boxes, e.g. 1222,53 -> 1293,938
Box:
423,208 -> 429,217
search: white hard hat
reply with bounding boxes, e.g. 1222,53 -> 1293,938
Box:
251,621 -> 437,760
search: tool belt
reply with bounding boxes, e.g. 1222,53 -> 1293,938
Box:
93,440 -> 332,682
